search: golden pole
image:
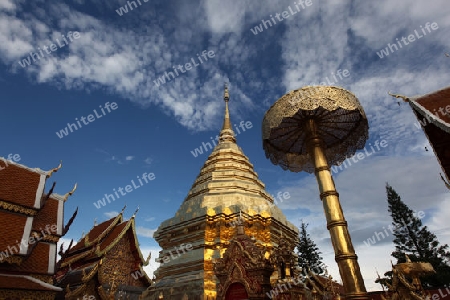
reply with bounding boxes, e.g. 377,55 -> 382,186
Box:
305,119 -> 369,300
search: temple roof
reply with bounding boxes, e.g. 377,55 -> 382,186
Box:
65,212 -> 123,256
0,157 -> 58,209
0,158 -> 74,274
55,210 -> 151,299
406,86 -> 450,183
56,209 -> 149,284
408,86 -> 450,134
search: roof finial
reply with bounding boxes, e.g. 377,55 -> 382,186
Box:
219,83 -> 236,143
47,160 -> 62,178
224,82 -> 229,102
388,91 -> 410,102
63,183 -> 77,202
132,206 -> 140,218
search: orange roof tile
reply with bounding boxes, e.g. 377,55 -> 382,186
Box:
32,198 -> 59,235
58,217 -> 145,271
410,87 -> 450,182
6,243 -> 51,274
415,87 -> 450,122
67,215 -> 121,255
0,274 -> 62,291
98,221 -> 129,253
0,159 -> 46,208
410,86 -> 450,133
0,210 -> 28,257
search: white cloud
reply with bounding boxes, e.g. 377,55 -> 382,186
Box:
139,247 -> 161,280
136,226 -> 156,238
104,211 -> 119,219
126,156 -> 134,161
0,0 -> 17,12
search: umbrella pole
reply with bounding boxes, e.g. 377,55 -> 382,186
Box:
305,119 -> 370,300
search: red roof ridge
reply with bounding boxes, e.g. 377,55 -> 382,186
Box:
96,219 -> 132,255
410,85 -> 450,100
410,100 -> 450,134
0,158 -> 62,178
59,217 -> 147,270
64,213 -> 123,257
391,86 -> 450,134
85,213 -> 123,247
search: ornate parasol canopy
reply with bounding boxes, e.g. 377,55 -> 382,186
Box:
262,85 -> 369,173
261,85 -> 371,299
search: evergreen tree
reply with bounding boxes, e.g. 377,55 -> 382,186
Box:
296,221 -> 326,275
380,183 -> 450,287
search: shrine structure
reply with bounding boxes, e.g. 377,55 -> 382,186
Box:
0,159 -> 76,300
54,207 -> 151,299
142,86 -> 300,299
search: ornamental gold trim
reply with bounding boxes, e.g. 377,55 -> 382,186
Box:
32,274 -> 53,284
0,200 -> 37,216
85,212 -> 123,247
0,255 -> 23,265
46,160 -> 62,178
60,248 -> 94,268
64,281 -> 86,298
95,220 -> 132,256
82,263 -> 100,282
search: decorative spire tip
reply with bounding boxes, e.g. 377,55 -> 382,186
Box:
224,82 -> 229,102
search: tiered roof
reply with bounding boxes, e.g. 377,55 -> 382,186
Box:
55,208 -> 150,299
393,87 -> 450,186
0,158 -> 76,297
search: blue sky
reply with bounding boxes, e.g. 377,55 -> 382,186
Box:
1,0 -> 450,291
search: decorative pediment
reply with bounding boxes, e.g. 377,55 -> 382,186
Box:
214,232 -> 274,299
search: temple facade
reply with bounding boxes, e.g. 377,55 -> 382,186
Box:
54,208 -> 151,299
0,158 -> 76,300
142,87 -> 301,299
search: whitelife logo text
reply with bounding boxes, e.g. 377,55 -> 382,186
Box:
250,0 -> 313,35
93,172 -> 156,209
376,22 -> 439,58
18,31 -> 80,68
153,50 -> 215,87
56,102 -> 118,139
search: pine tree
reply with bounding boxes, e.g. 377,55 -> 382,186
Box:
381,183 -> 450,287
296,221 -> 326,275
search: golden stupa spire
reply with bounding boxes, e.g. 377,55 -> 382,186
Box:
219,83 -> 236,143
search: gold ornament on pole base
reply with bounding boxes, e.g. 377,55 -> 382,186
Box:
262,85 -> 370,300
